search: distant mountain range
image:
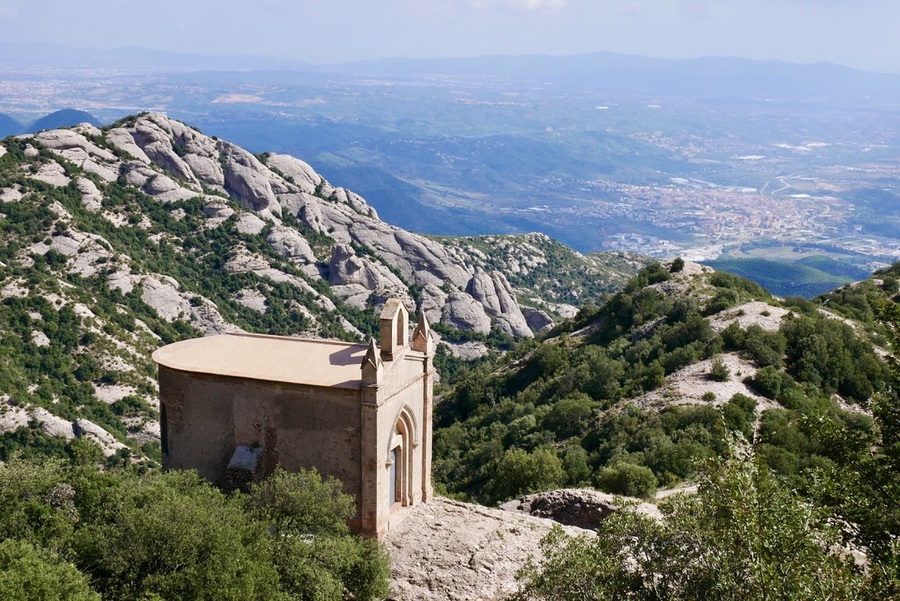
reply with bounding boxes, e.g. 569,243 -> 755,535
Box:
0,108 -> 101,136
2,42 -> 899,97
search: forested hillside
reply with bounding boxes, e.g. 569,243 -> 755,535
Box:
434,259 -> 900,596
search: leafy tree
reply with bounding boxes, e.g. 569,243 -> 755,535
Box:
512,450 -> 866,601
245,466 -> 356,536
0,539 -> 99,601
595,461 -> 657,498
490,447 -> 565,503
72,470 -> 279,601
808,301 -> 900,595
0,458 -> 392,601
246,467 -> 391,601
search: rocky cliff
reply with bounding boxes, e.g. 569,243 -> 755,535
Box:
30,113 -> 540,337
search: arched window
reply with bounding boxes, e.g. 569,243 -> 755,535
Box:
396,313 -> 405,347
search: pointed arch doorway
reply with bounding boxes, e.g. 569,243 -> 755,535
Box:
387,409 -> 416,510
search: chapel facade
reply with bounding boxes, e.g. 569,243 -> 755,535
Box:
152,299 -> 434,539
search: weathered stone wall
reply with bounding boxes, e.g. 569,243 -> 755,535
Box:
159,367 -> 363,503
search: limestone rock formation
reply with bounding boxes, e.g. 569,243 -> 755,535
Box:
95,114 -> 544,334
442,291 -> 493,334
16,112 -> 602,351
522,306 -> 555,333
220,143 -> 280,214
266,225 -> 317,264
463,270 -> 532,337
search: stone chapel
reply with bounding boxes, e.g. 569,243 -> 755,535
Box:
152,299 -> 434,539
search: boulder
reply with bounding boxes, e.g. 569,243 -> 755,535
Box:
76,177 -> 103,212
140,275 -> 191,322
266,225 -> 317,263
232,288 -> 268,313
142,173 -> 196,203
234,213 -> 267,235
501,488 -> 661,530
442,291 -> 492,334
30,161 -> 70,187
522,306 -> 555,333
263,153 -> 320,195
220,143 -> 280,213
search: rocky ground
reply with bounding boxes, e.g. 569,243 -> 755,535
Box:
385,490 -> 661,601
384,497 -> 589,601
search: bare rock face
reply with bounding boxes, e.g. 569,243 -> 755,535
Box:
105,127 -> 152,163
386,497 -> 590,601
235,213 -> 267,236
220,143 -> 280,214
466,271 -> 533,337
75,177 -> 103,212
121,161 -> 155,188
328,244 -> 407,308
137,274 -> 233,335
522,306 -> 554,333
0,399 -> 128,458
30,162 -> 70,187
168,120 -> 224,188
266,225 -> 317,264
263,153 -> 320,195
418,283 -> 448,325
34,128 -> 119,182
331,186 -> 377,218
126,116 -> 199,185
328,243 -> 380,289
142,173 -> 196,203
443,291 -> 492,334
467,270 -> 503,315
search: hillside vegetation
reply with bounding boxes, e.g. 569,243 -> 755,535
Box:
435,260 -> 897,501
436,259 -> 900,596
0,458 -> 389,600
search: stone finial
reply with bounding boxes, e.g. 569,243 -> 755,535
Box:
361,338 -> 383,385
379,298 -> 409,359
412,312 -> 434,354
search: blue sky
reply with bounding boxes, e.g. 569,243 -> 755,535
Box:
1,0 -> 897,73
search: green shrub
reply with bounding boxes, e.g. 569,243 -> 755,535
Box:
595,462 -> 657,498
709,356 -> 731,381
